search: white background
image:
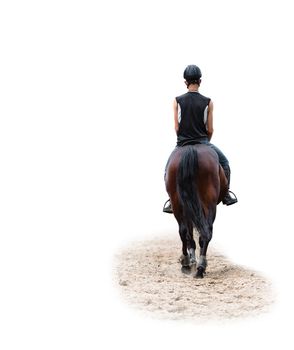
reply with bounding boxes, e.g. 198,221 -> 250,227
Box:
1,0 -> 294,349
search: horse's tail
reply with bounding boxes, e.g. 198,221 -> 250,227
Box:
177,146 -> 207,237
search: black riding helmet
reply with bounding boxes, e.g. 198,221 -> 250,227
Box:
183,65 -> 202,83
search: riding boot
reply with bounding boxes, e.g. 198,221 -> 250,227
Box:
163,199 -> 173,213
222,165 -> 238,206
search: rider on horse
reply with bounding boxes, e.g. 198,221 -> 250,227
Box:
163,64 -> 237,213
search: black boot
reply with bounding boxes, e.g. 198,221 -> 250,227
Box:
222,165 -> 238,206
163,199 -> 173,213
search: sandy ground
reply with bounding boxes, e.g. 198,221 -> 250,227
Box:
113,235 -> 275,322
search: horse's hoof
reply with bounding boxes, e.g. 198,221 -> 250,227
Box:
181,266 -> 192,275
179,254 -> 190,267
195,267 -> 205,279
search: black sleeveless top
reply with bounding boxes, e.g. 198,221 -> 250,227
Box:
176,92 -> 211,146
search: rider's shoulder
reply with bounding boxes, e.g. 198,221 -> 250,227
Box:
197,92 -> 211,102
175,92 -> 189,101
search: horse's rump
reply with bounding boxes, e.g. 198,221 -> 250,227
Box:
165,145 -> 223,231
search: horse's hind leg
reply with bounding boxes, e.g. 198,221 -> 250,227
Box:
195,210 -> 215,278
195,231 -> 212,278
187,223 -> 196,265
178,223 -> 190,267
178,223 -> 196,267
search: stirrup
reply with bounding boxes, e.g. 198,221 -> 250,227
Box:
163,199 -> 173,214
229,190 -> 237,199
223,190 -> 238,206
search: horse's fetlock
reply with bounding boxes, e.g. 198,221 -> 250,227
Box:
198,255 -> 207,269
180,254 -> 190,267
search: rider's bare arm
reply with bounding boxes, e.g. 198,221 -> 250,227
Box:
207,100 -> 214,140
173,99 -> 179,134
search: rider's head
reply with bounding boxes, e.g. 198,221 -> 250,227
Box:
183,65 -> 202,88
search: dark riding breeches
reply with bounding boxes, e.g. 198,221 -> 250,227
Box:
202,141 -> 229,168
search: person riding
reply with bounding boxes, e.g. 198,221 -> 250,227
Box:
163,64 -> 237,213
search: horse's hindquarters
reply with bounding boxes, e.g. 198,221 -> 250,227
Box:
165,145 -> 223,278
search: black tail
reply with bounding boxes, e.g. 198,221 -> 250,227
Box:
177,146 -> 207,236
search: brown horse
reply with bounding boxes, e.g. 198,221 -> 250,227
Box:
165,144 -> 228,278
